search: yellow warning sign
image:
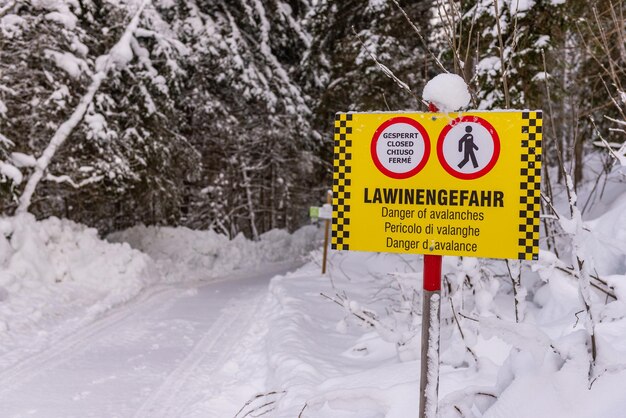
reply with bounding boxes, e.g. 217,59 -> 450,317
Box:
331,111 -> 543,260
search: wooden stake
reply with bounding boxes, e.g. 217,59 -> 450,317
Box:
321,190 -> 331,274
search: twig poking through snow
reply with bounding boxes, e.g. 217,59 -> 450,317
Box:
506,259 -> 524,323
446,286 -> 478,363
233,391 -> 286,418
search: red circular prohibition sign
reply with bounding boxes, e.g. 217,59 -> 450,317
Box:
371,117 -> 431,179
437,115 -> 500,180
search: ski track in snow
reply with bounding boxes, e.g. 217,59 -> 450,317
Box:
132,293 -> 264,418
0,286 -> 180,396
0,262 -> 300,418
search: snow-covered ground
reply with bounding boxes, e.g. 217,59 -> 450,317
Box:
1,181 -> 626,417
0,215 -> 323,417
0,263 -> 299,418
266,248 -> 626,417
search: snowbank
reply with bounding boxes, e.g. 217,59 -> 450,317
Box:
108,224 -> 323,282
0,215 -> 322,365
0,214 -> 156,353
265,251 -> 423,417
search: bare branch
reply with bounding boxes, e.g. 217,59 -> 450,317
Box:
351,26 -> 426,109
388,0 -> 449,74
492,0 -> 510,108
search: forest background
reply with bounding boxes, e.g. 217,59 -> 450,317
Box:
0,0 -> 624,242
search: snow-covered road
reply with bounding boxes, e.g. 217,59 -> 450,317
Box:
0,262 -> 301,418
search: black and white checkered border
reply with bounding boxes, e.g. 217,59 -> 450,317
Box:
331,113 -> 353,251
517,111 -> 543,260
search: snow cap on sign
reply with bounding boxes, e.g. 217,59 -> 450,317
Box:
422,73 -> 471,112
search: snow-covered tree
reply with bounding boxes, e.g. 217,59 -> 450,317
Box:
303,0 -> 433,117
454,0 -> 625,189
1,0 -> 199,230
2,0 -> 620,241
173,0 -> 319,237
1,0 -> 332,236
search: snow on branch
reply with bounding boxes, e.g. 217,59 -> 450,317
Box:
590,117 -> 626,168
44,173 -> 104,189
0,1 -> 17,17
0,161 -> 22,184
553,173 -> 600,383
0,132 -> 14,146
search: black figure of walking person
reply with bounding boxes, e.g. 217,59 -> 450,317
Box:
458,126 -> 479,169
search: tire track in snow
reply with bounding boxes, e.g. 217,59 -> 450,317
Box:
132,292 -> 264,418
0,286 -> 180,397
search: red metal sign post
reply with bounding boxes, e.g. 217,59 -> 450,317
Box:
419,254 -> 442,418
419,102 -> 442,418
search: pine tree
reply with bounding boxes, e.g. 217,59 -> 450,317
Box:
168,0 -> 319,237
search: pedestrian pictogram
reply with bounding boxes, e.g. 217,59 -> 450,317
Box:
437,116 -> 500,180
371,117 -> 430,179
457,126 -> 479,169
